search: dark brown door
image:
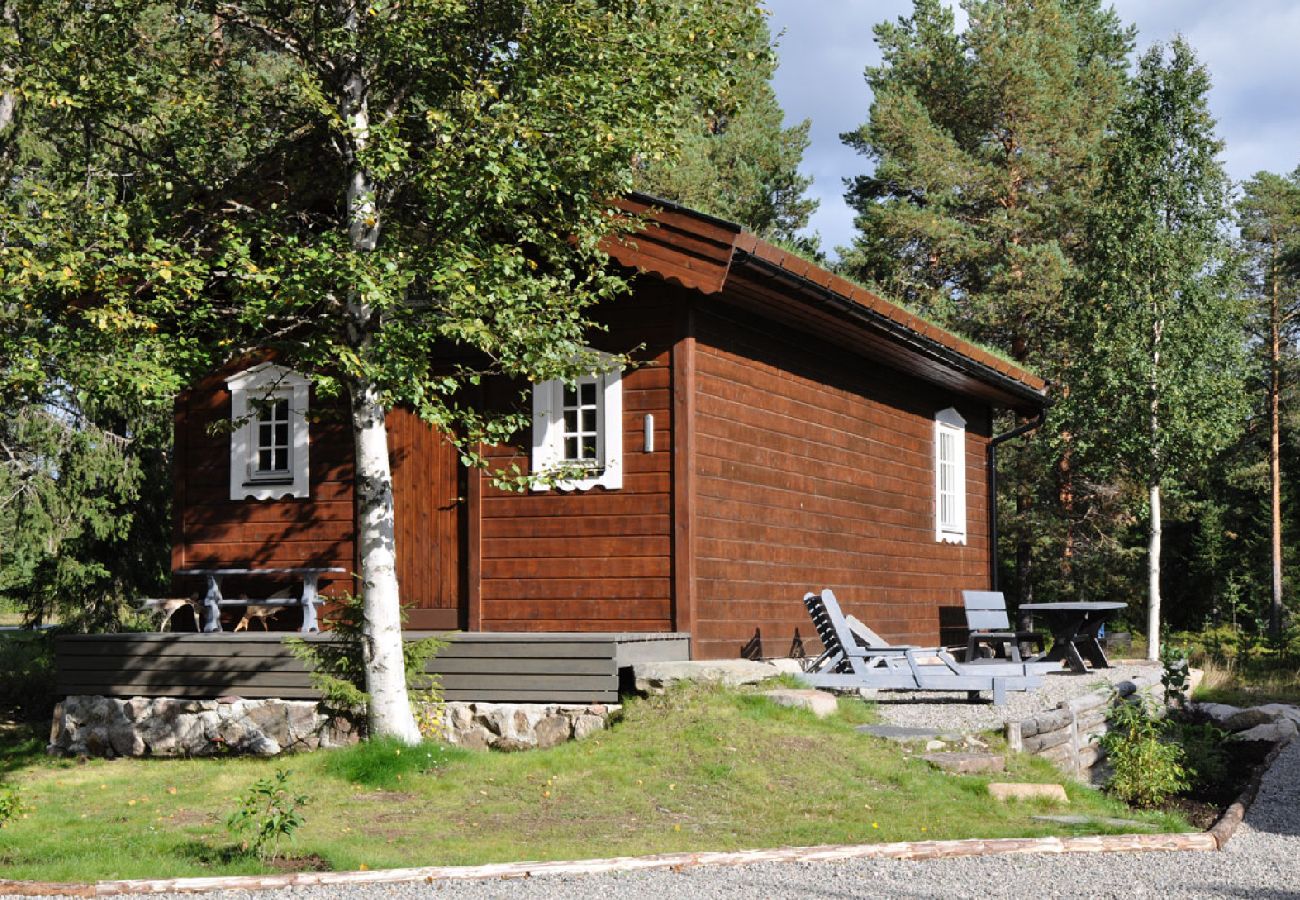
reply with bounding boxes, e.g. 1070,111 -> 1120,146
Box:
387,409 -> 466,629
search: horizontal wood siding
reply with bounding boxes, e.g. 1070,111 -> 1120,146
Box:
476,287 -> 681,633
54,633 -> 687,703
690,305 -> 993,660
172,380 -> 355,606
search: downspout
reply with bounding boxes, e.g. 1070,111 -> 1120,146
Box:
988,409 -> 1046,591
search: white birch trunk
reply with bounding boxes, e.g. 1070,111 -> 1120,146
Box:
0,3 -> 16,137
350,379 -> 421,744
338,0 -> 419,743
1147,480 -> 1162,661
1147,312 -> 1163,662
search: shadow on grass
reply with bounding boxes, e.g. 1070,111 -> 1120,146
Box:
0,721 -> 48,777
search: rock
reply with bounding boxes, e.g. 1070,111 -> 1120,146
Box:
760,689 -> 838,718
765,658 -> 808,675
245,735 -> 282,757
925,740 -> 947,752
988,782 -> 1069,803
534,714 -> 572,749
923,752 -> 1006,775
857,724 -> 965,742
1224,707 -> 1280,731
1254,703 -> 1300,726
632,659 -> 778,693
1233,720 -> 1298,743
572,714 -> 605,741
453,724 -> 493,752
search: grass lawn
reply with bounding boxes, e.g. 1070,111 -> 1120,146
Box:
1192,656 -> 1300,707
0,684 -> 1189,883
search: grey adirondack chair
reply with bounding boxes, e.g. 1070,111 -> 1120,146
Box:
962,590 -> 1046,663
797,589 -> 1044,705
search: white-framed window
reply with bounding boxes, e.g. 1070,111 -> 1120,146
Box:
934,407 -> 967,544
227,363 -> 311,501
531,359 -> 623,492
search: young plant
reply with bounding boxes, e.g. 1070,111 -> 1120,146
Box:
1098,694 -> 1187,809
288,594 -> 446,735
225,769 -> 309,861
0,782 -> 28,827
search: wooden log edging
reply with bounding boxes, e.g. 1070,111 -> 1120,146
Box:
0,831 -> 1220,898
1007,671 -> 1164,779
1207,733 -> 1295,849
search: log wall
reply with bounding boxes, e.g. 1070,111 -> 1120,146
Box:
688,303 -> 993,659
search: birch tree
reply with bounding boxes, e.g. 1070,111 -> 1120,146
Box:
1069,39 -> 1245,659
1,0 -> 757,740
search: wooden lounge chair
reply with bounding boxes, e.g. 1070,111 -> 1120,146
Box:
962,590 -> 1046,663
797,589 -> 1044,705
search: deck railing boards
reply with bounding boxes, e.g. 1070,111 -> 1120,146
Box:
54,632 -> 686,704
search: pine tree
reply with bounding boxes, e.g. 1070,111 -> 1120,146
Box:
1068,39 -> 1247,659
841,0 -> 1132,359
1238,169 -> 1300,638
840,0 -> 1134,604
636,1 -> 816,248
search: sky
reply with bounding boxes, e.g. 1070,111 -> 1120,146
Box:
764,0 -> 1300,257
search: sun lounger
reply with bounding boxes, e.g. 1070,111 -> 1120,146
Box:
797,589 -> 1045,705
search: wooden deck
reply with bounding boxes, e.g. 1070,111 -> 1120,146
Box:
54,632 -> 690,704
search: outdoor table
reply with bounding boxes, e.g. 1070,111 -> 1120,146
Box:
1019,601 -> 1127,674
174,567 -> 346,634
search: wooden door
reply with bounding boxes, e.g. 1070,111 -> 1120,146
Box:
387,409 -> 466,629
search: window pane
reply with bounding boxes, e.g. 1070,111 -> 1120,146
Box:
564,437 -> 578,460
274,448 -> 287,471
275,423 -> 289,446
259,423 -> 273,445
273,399 -> 289,420
564,410 -> 578,433
580,381 -> 596,405
582,436 -> 597,459
582,409 -> 597,432
259,449 -> 272,470
563,385 -> 577,406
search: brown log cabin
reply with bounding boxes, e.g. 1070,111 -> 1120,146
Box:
170,196 -> 1048,661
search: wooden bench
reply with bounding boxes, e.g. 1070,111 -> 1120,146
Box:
174,567 -> 346,633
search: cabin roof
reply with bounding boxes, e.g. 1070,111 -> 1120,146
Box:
610,194 -> 1048,413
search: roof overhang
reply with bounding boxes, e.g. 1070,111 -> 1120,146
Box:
608,194 -> 1049,414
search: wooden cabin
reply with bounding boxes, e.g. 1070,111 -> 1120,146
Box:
169,196 -> 1047,661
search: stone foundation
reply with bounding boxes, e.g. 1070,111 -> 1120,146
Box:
438,702 -> 620,751
49,696 -> 620,757
49,696 -> 358,758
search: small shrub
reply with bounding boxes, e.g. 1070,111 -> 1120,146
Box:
0,631 -> 57,722
287,594 -> 446,733
225,769 -> 309,861
0,782 -> 28,827
1099,694 -> 1186,809
1167,718 -> 1232,798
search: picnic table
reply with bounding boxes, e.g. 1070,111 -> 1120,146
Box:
1019,601 -> 1127,674
174,567 -> 346,633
